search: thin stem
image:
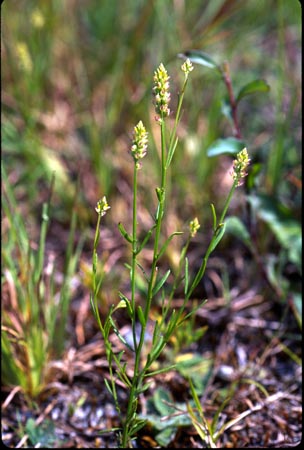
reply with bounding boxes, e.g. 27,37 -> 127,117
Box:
145,117 -> 167,321
131,164 -> 138,350
222,61 -> 242,139
186,180 -> 238,299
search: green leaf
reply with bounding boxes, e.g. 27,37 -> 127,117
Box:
137,305 -> 146,327
118,222 -> 133,243
175,353 -> 213,395
178,50 -> 220,71
150,336 -> 165,361
129,418 -> 147,436
207,137 -> 246,157
236,79 -> 270,103
184,257 -> 189,295
152,387 -> 175,416
156,232 -> 183,261
108,316 -> 134,352
221,99 -> 233,122
247,194 -> 302,269
104,378 -> 113,396
152,269 -> 171,296
166,136 -> 179,169
136,224 -> 156,255
210,203 -> 217,231
118,291 -> 133,317
145,364 -> 176,377
225,216 -> 253,250
206,223 -> 226,258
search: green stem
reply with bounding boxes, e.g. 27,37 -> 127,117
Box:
131,164 -> 138,350
187,180 -> 238,299
145,118 -> 167,321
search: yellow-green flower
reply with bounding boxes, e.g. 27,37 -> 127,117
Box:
130,121 -> 148,169
181,58 -> 194,78
95,196 -> 110,216
189,217 -> 200,238
231,148 -> 250,186
153,63 -> 171,121
31,8 -> 45,28
16,42 -> 32,73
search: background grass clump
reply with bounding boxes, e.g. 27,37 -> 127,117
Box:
1,0 -> 301,448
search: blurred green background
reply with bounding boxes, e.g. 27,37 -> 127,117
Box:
1,0 -> 302,400
2,0 -> 300,209
2,0 -> 301,298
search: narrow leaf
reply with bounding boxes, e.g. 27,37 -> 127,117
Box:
136,224 -> 156,255
145,364 -> 176,377
137,305 -> 146,327
152,320 -> 160,345
166,136 -> 179,169
129,419 -> 147,435
206,223 -> 226,258
118,291 -> 133,316
184,257 -> 189,295
109,316 -> 134,352
152,269 -> 171,296
104,378 -> 113,396
210,203 -> 217,231
118,222 -> 133,243
156,232 -> 183,262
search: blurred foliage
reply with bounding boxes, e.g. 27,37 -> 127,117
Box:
2,0 -> 301,212
1,0 -> 301,321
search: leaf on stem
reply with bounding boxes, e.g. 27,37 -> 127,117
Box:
236,79 -> 270,104
166,136 -> 179,169
137,305 -> 146,327
178,50 -> 221,72
156,232 -> 183,262
136,224 -> 157,255
152,269 -> 171,296
184,257 -> 189,295
118,292 -> 133,317
207,137 -> 246,157
206,223 -> 226,258
109,316 -> 134,352
118,222 -> 133,243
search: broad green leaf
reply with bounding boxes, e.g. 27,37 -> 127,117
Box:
207,137 -> 246,157
291,293 -> 302,329
247,194 -> 302,269
236,79 -> 270,103
178,50 -> 220,71
225,216 -> 253,250
152,387 -> 175,416
175,353 -> 213,395
221,99 -> 233,122
155,427 -> 177,447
